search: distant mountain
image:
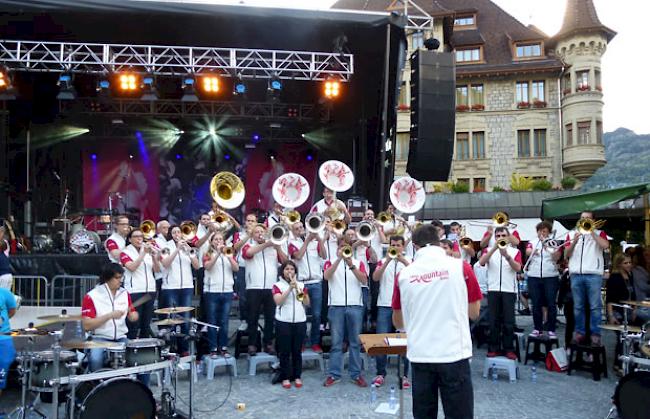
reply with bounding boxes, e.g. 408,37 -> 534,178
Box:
581,128 -> 650,191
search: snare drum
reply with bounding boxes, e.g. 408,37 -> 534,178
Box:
30,350 -> 78,390
106,342 -> 126,369
125,338 -> 164,367
75,376 -> 155,419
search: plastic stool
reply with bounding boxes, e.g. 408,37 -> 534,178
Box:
301,349 -> 325,372
567,343 -> 607,381
248,352 -> 278,376
525,335 -> 559,365
483,356 -> 519,382
203,355 -> 238,379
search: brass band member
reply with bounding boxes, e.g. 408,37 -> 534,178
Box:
310,187 -> 352,224
479,212 -> 521,249
120,228 -> 160,338
232,213 -> 259,331
449,222 -> 475,261
105,215 -> 130,263
273,260 -> 310,389
203,232 -> 239,357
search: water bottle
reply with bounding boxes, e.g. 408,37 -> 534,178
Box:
388,386 -> 397,409
531,364 -> 537,383
491,363 -> 498,382
370,384 -> 377,405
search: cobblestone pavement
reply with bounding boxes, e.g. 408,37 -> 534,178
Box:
0,316 -> 623,418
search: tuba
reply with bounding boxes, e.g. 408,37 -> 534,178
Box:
140,220 -> 156,241
356,221 -> 376,242
210,172 -> 245,209
577,218 -> 606,235
305,213 -> 326,234
319,160 -> 354,192
180,221 -> 197,242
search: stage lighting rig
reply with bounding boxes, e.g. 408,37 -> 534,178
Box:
181,75 -> 199,102
118,72 -> 140,92
233,74 -> 247,96
268,75 -> 282,92
56,73 -> 76,100
141,75 -> 159,101
200,74 -> 220,95
323,79 -> 340,99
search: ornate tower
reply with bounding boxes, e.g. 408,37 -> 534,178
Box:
554,0 -> 616,180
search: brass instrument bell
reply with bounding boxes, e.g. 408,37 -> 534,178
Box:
140,220 -> 156,241
341,244 -> 353,259
387,246 -> 399,259
180,221 -> 197,241
222,246 -> 234,256
283,210 -> 301,225
269,224 -> 290,245
497,238 -> 509,249
332,220 -> 347,236
210,171 -> 245,209
305,213 -> 326,234
355,221 -> 376,241
377,211 -> 391,226
577,217 -> 606,235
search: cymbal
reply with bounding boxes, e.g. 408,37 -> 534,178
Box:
622,300 -> 650,308
152,318 -> 185,326
4,328 -> 49,337
37,313 -> 83,322
62,340 -> 115,349
154,307 -> 194,315
600,324 -> 642,333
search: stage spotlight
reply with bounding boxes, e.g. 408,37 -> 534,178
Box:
323,79 -> 341,99
181,76 -> 199,102
306,153 -> 313,161
224,154 -> 231,160
129,154 -> 134,159
175,153 -> 183,160
200,75 -> 220,94
269,150 -> 277,160
90,153 -> 97,160
96,75 -> 111,99
269,75 -> 282,91
141,75 -> 159,101
233,74 -> 247,95
252,133 -> 261,143
117,73 -> 140,93
0,67 -> 16,100
208,127 -> 217,137
56,73 -> 76,100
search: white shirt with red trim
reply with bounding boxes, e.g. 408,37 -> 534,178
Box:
105,232 -> 126,263
120,244 -> 156,294
289,238 -> 323,284
81,284 -> 134,341
272,279 -> 308,323
565,229 -> 608,275
525,238 -> 559,278
233,231 -> 250,267
376,256 -> 410,307
392,245 -> 482,363
483,247 -> 522,293
163,241 -> 194,290
265,214 -> 282,229
195,224 -> 212,268
203,252 -> 235,293
483,230 -> 521,248
353,244 -> 372,288
324,258 -> 367,306
154,234 -> 168,280
320,234 -> 339,263
242,242 -> 280,290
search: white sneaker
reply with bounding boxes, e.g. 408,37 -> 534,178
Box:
238,321 -> 248,331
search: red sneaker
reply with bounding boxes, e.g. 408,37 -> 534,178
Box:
353,376 -> 368,387
323,376 -> 340,387
505,351 -> 518,360
294,379 -> 303,388
311,344 -> 323,354
402,376 -> 411,389
486,351 -> 499,358
282,380 -> 291,389
372,375 -> 385,387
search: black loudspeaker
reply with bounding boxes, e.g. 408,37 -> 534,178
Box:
407,50 -> 455,181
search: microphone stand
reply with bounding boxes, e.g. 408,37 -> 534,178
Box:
187,318 -> 219,419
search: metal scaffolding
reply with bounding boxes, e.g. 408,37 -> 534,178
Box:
0,39 -> 354,81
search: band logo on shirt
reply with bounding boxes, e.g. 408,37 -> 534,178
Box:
409,270 -> 450,284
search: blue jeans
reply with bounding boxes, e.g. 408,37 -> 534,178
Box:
570,274 -> 603,336
527,276 -> 559,332
304,282 -> 322,346
327,305 -> 364,380
161,288 -> 193,352
88,337 -> 149,386
235,268 -> 248,321
362,286 -> 370,331
375,306 -> 409,377
203,292 -> 233,351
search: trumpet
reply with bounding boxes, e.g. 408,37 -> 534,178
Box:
222,246 -> 234,256
356,221 -> 376,241
140,220 -> 156,241
341,245 -> 353,259
180,221 -> 197,241
305,213 -> 326,234
332,219 -> 347,236
497,238 -> 509,249
387,246 -> 400,259
377,211 -> 392,226
577,217 -> 606,234
283,210 -> 301,225
269,224 -> 290,245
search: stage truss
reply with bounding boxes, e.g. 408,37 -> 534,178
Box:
0,39 -> 354,81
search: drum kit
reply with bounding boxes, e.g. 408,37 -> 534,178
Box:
604,300 -> 650,419
4,306 -> 219,419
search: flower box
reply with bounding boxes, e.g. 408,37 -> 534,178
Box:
456,105 -> 470,112
577,85 -> 590,92
517,101 -> 530,109
471,104 -> 485,111
532,100 -> 547,108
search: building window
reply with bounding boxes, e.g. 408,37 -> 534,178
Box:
515,42 -> 542,58
454,15 -> 475,27
457,178 -> 470,187
411,31 -> 424,50
517,130 -> 531,157
578,121 -> 591,144
596,121 -> 603,144
396,134 -> 409,161
456,47 -> 481,63
531,80 -> 545,103
566,123 -> 573,146
456,85 -> 468,109
516,81 -> 529,104
472,131 -> 486,159
473,178 -> 486,192
595,70 -> 602,91
563,73 -> 571,95
471,84 -> 484,109
534,129 -> 547,157
456,132 -> 470,160
576,70 -> 590,91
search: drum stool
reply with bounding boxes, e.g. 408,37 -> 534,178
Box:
203,355 -> 238,379
567,343 -> 607,381
482,356 -> 519,382
525,335 -> 559,365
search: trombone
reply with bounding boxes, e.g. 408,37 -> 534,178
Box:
269,224 -> 290,245
180,221 -> 197,242
305,213 -> 326,234
356,221 -> 376,242
577,218 -> 606,234
497,238 -> 509,249
469,212 -> 517,229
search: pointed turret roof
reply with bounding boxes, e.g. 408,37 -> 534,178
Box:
555,0 -> 616,42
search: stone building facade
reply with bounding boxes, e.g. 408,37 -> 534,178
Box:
333,0 -> 615,192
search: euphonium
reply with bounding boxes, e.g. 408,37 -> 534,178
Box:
341,245 -> 353,259
180,221 -> 197,241
355,221 -> 375,241
377,211 -> 391,226
577,217 -> 606,235
387,246 -> 399,259
305,213 -> 326,234
140,220 -> 156,241
332,219 -> 347,235
497,238 -> 509,249
283,210 -> 301,225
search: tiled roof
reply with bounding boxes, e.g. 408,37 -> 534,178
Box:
554,0 -> 616,43
332,0 -> 563,78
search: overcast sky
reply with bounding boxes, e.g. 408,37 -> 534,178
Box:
151,0 -> 649,134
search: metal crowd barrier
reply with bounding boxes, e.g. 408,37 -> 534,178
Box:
11,275 -> 49,306
49,275 -> 100,306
